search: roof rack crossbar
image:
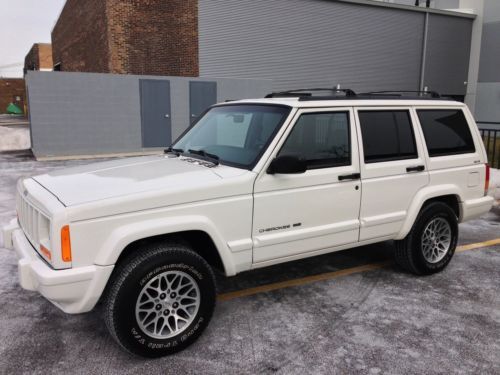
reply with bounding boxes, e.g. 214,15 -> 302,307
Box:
265,87 -> 357,98
360,90 -> 441,98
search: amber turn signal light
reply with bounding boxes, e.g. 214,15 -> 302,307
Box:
61,225 -> 72,262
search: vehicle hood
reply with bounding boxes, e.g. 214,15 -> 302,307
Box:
32,155 -> 248,207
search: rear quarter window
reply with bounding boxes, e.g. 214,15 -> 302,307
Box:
417,109 -> 475,157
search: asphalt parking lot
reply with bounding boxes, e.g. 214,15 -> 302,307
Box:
0,151 -> 499,375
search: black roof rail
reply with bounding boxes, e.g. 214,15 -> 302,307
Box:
359,90 -> 441,98
265,87 -> 357,98
263,87 -> 450,101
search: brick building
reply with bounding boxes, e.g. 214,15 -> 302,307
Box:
24,43 -> 54,73
0,79 -> 26,114
51,0 -> 198,76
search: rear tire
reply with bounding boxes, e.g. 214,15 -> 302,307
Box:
395,202 -> 458,275
103,243 -> 216,357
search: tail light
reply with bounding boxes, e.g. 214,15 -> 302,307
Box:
485,163 -> 490,196
61,225 -> 72,262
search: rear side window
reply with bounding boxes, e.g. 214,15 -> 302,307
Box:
278,111 -> 350,169
358,110 -> 418,163
417,110 -> 475,157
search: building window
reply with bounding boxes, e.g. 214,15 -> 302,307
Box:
359,110 -> 418,163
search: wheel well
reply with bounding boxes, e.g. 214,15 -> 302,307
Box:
115,231 -> 225,275
423,194 -> 460,219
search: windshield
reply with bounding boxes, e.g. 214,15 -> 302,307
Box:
173,104 -> 291,169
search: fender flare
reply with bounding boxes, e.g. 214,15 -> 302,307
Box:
395,184 -> 463,240
93,215 -> 236,276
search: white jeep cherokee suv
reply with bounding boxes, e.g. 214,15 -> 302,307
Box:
3,89 -> 494,357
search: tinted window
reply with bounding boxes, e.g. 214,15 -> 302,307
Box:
359,110 -> 418,163
174,105 -> 290,169
417,110 -> 475,157
278,112 -> 350,169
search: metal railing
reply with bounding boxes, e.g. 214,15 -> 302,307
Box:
479,127 -> 500,169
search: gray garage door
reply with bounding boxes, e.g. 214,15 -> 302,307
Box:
140,79 -> 172,148
189,81 -> 217,124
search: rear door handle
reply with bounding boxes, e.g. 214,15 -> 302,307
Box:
406,165 -> 425,173
338,173 -> 361,181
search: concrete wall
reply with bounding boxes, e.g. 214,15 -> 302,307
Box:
26,71 -> 271,159
199,0 -> 474,94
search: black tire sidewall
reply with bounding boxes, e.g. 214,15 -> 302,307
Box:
411,204 -> 458,273
112,250 -> 215,357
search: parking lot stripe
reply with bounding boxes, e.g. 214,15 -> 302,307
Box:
217,262 -> 390,302
217,238 -> 500,302
456,238 -> 500,252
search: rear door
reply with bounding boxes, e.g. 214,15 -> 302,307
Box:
355,107 -> 429,241
252,108 -> 361,264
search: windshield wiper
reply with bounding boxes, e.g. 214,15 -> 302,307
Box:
164,147 -> 184,156
188,149 -> 220,165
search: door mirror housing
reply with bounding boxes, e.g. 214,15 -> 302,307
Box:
267,155 -> 307,174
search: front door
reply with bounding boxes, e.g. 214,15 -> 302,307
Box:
140,79 -> 171,148
253,108 -> 361,264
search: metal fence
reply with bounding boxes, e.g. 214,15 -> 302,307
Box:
479,127 -> 500,169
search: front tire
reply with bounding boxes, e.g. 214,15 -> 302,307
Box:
104,243 -> 216,357
395,202 -> 458,275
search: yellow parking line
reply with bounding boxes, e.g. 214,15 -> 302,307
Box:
456,238 -> 500,252
217,238 -> 500,302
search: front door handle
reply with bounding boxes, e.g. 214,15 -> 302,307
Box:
406,165 -> 425,173
338,173 -> 361,181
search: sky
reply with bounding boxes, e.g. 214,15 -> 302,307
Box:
0,0 -> 66,78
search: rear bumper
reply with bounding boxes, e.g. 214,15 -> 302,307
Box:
3,218 -> 113,314
461,196 -> 495,222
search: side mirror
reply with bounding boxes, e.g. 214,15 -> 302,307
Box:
267,155 -> 307,175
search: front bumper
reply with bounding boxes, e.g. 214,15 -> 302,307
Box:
2,218 -> 114,314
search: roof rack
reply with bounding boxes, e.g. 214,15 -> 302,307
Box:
264,86 -> 449,101
265,87 -> 357,99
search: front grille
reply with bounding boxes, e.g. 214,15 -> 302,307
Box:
16,191 -> 48,251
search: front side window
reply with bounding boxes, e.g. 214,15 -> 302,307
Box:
278,112 -> 351,169
173,105 -> 290,169
359,110 -> 418,163
417,109 -> 475,157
